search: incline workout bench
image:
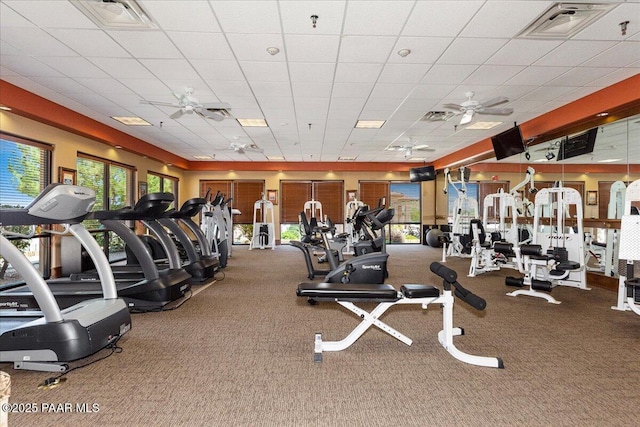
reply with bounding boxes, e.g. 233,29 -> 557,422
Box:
296,262 -> 504,369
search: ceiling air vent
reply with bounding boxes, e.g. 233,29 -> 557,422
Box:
517,3 -> 615,39
421,111 -> 455,122
72,0 -> 157,29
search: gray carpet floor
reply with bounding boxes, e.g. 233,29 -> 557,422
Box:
3,244 -> 639,426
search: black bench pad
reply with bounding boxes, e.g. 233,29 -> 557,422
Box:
297,282 -> 399,301
401,284 -> 440,298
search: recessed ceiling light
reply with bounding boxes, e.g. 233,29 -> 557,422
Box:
111,116 -> 152,126
237,118 -> 268,127
266,47 -> 280,55
266,156 -> 285,161
596,112 -> 609,117
0,105 -> 12,111
355,120 -> 385,129
114,145 -> 122,149
466,121 -> 503,130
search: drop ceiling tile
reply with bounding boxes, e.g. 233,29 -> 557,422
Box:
39,56 -> 109,79
419,64 -> 477,85
139,59 -> 201,80
504,66 -> 572,86
439,37 -> 508,65
207,81 -> 254,99
107,30 -> 182,59
388,37 -> 453,64
251,81 -> 292,98
192,60 -> 246,82
167,32 -> 235,60
47,29 -> 132,58
212,0 -> 281,34
534,41 -> 619,67
329,97 -> 367,111
334,62 -> 383,82
572,2 -> 640,41
4,0 -> 97,29
0,54 -> 64,77
140,0 -> 221,32
331,82 -> 375,98
338,36 -> 396,63
288,62 -> 336,82
548,67 -> 620,87
582,42 -> 640,68
292,82 -> 332,98
89,58 -> 156,80
1,27 -> 77,57
343,1 -> 413,35
369,83 -> 415,99
379,63 -> 429,83
588,68 -> 640,88
463,65 -> 525,85
520,85 -> 576,102
460,1 -> 550,38
239,61 -> 289,82
284,34 -> 340,63
486,39 -> 564,66
226,33 -> 285,61
403,1 -> 483,37
409,84 -> 458,100
279,0 -> 345,35
0,2 -> 37,27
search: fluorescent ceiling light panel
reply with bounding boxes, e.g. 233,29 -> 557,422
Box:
266,156 -> 285,161
466,121 -> 503,130
338,156 -> 357,161
111,116 -> 152,126
597,158 -> 622,163
237,118 -> 268,127
72,0 -> 157,29
355,120 -> 385,129
193,155 -> 213,160
518,3 -> 615,39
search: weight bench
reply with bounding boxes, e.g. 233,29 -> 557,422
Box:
296,262 -> 504,369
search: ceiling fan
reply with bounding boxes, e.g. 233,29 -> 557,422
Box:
386,140 -> 436,159
140,88 -> 232,121
228,142 -> 263,154
443,91 -> 513,125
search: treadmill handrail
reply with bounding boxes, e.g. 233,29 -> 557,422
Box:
0,234 -> 63,322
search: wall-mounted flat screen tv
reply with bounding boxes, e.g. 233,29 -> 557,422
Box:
409,165 -> 436,182
491,125 -> 525,161
557,128 -> 598,161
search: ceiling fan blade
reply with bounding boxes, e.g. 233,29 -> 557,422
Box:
478,107 -> 513,115
170,109 -> 184,119
414,145 -> 436,152
480,96 -> 509,108
442,103 -> 464,111
140,100 -> 178,107
172,91 -> 184,102
459,110 -> 474,125
197,108 -> 225,121
201,102 -> 232,110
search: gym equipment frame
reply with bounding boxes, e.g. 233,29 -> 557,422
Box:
297,262 -> 503,369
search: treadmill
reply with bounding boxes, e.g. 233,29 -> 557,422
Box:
1,192 -> 191,312
155,197 -> 219,282
0,183 -> 131,372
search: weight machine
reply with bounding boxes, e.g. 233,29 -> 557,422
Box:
249,194 -> 275,250
612,179 -> 640,315
468,167 -> 537,277
585,181 -> 626,275
442,167 -> 478,260
506,186 -> 588,304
